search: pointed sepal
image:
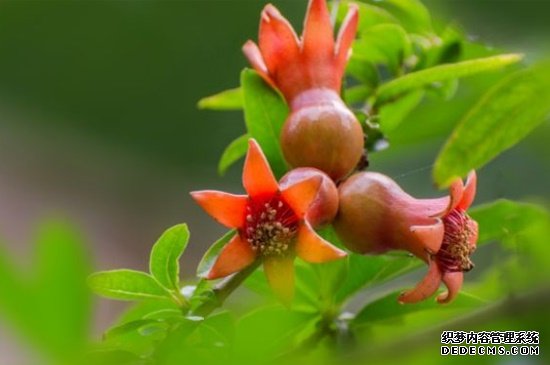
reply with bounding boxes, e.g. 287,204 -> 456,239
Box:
295,222 -> 347,263
263,255 -> 295,306
207,234 -> 257,279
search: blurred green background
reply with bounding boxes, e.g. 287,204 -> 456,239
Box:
0,0 -> 548,363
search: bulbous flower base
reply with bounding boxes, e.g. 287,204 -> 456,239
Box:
281,90 -> 364,182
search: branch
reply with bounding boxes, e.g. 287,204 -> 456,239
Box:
192,260 -> 261,317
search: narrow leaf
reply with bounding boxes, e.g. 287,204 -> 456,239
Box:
434,62 -> 550,186
197,87 -> 243,110
196,230 -> 236,278
335,253 -> 422,304
352,291 -> 484,327
344,85 -> 373,105
149,224 -> 189,292
0,245 -> 36,347
241,69 -> 288,177
104,319 -> 158,339
363,0 -> 433,33
379,89 -> 424,134
218,134 -> 250,175
469,199 -> 550,245
337,2 -> 398,34
346,57 -> 379,88
352,24 -> 412,76
377,54 -> 523,103
33,221 -> 92,356
88,270 -> 168,301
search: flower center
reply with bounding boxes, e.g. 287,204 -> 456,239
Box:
243,194 -> 299,257
436,209 -> 476,273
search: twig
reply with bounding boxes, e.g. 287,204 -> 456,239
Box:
192,261 -> 261,317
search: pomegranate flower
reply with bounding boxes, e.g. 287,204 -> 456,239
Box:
243,0 -> 364,181
334,171 -> 478,304
191,139 -> 346,304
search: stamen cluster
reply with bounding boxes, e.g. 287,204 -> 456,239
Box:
244,197 -> 298,256
437,209 -> 476,273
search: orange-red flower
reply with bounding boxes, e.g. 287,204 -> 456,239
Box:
242,0 -> 364,181
335,171 -> 478,304
242,0 -> 358,103
191,139 -> 346,304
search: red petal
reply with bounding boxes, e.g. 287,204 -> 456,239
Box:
242,40 -> 276,89
437,271 -> 464,304
280,175 -> 321,219
263,255 -> 295,306
457,170 -> 477,211
447,177 -> 465,212
243,139 -> 279,198
431,177 -> 465,218
335,4 -> 359,75
419,196 -> 452,218
302,0 -> 334,57
190,191 -> 247,228
410,221 -> 445,255
207,234 -> 257,279
259,4 -> 300,73
295,222 -> 347,263
398,260 -> 442,304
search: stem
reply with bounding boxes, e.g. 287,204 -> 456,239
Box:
277,317 -> 332,360
171,289 -> 190,310
192,260 -> 261,317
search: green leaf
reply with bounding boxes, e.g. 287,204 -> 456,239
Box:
344,85 -> 373,105
0,221 -> 91,362
196,230 -> 236,278
152,317 -> 206,364
218,133 -> 249,175
33,221 -> 92,357
434,63 -> 550,186
417,25 -> 463,69
88,269 -> 168,301
234,306 -> 318,361
241,69 -> 289,177
377,54 -> 523,103
469,199 -> 550,245
104,319 -> 158,340
352,291 -> 484,327
386,51 -> 509,145
83,349 -> 144,365
363,0 -> 433,33
379,89 -> 424,134
149,224 -> 189,292
116,300 -> 180,326
338,2 -> 398,34
353,24 -> 412,76
197,87 -> 243,110
0,245 -> 32,335
346,57 -> 379,88
335,253 -> 422,304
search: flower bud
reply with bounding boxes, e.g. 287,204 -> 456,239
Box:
243,0 -> 364,181
334,171 -> 478,304
281,90 -> 364,181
